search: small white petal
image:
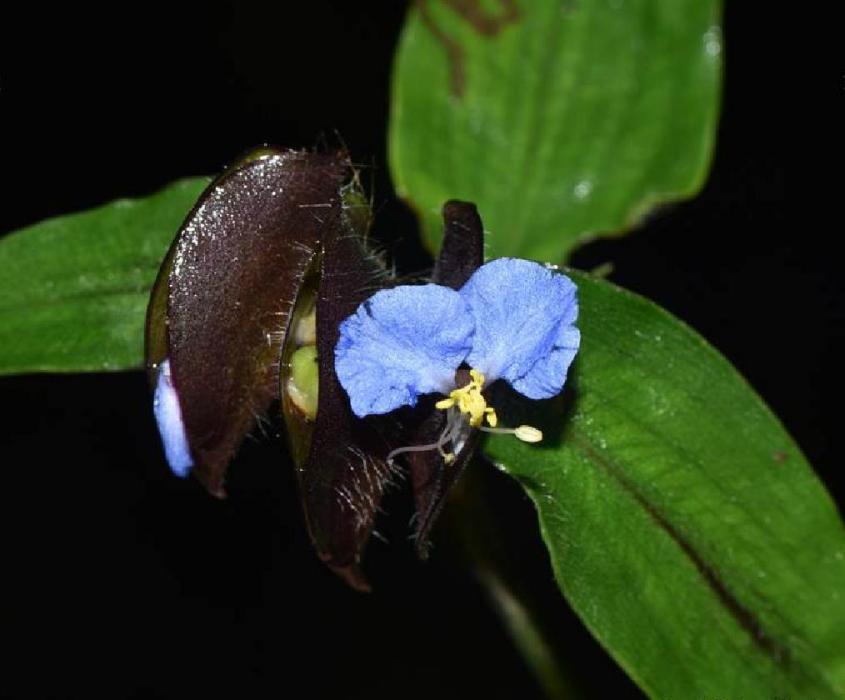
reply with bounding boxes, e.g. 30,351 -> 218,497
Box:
153,359 -> 193,477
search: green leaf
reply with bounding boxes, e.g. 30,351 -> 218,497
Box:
484,270 -> 845,699
389,0 -> 722,261
0,179 -> 208,375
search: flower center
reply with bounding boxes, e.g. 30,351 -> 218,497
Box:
385,369 -> 544,469
434,368 -> 497,428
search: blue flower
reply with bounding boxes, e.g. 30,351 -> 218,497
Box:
153,359 -> 193,478
334,258 -> 580,424
334,284 -> 475,417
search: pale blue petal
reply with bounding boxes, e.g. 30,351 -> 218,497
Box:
335,284 -> 474,417
153,359 -> 193,478
460,258 -> 580,399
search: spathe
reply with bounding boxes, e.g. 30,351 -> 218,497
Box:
146,148 -> 483,587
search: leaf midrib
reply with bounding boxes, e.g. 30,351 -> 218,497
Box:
555,423 -> 837,696
0,285 -> 150,314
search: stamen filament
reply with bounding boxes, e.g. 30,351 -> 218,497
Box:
387,405 -> 465,467
387,441 -> 448,466
480,424 -> 544,443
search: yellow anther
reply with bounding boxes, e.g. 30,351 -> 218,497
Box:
438,369 -> 496,428
485,408 -> 498,428
514,425 -> 543,443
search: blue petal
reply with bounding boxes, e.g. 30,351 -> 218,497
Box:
460,258 -> 580,399
153,359 -> 193,478
335,284 -> 474,417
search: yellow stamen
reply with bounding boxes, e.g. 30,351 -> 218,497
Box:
480,423 -> 544,444
437,371 -> 541,446
438,369 -> 496,428
514,425 -> 543,443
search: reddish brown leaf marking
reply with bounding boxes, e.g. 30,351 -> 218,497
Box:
416,0 -> 520,97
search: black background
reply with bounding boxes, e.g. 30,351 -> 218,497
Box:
0,3 -> 840,699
